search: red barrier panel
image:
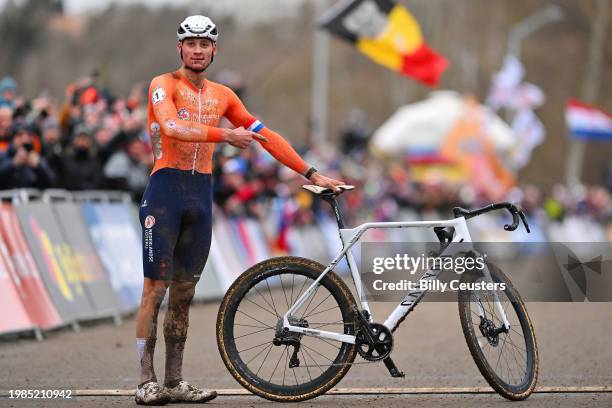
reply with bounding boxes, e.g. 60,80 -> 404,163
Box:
0,204 -> 62,330
0,230 -> 35,335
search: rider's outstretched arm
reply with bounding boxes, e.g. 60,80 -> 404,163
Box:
223,87 -> 310,176
149,77 -> 228,143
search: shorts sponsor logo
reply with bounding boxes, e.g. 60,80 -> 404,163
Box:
152,87 -> 166,104
177,108 -> 190,120
165,120 -> 176,129
144,229 -> 154,262
144,215 -> 156,229
141,200 -> 148,208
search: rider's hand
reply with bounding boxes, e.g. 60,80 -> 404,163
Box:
309,172 -> 345,192
222,127 -> 259,149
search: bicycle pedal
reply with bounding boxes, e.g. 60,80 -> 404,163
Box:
383,357 -> 405,378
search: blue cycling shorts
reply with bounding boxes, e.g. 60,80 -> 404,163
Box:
139,168 -> 212,282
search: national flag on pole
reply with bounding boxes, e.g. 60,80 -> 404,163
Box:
319,0 -> 448,86
566,99 -> 612,140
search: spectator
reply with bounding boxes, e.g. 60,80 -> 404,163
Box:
0,106 -> 13,152
0,123 -> 55,189
59,125 -> 102,190
103,137 -> 151,200
40,117 -> 64,175
340,108 -> 370,154
0,76 -> 17,108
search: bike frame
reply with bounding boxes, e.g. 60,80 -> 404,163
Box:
282,216 -> 511,344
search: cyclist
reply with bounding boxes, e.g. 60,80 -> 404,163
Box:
135,14 -> 344,405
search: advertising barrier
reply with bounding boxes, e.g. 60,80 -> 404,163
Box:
15,202 -> 96,322
1,188 -> 610,340
0,232 -> 36,336
54,202 -> 121,318
81,202 -> 143,313
0,204 -> 62,330
15,202 -> 98,322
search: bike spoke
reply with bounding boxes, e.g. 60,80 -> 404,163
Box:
238,339 -> 272,354
282,346 -> 288,386
265,279 -> 279,317
244,342 -> 273,365
234,326 -> 274,340
234,323 -> 275,329
299,284 -> 321,319
301,345 -> 326,374
301,343 -> 335,364
302,292 -> 333,319
289,273 -> 296,306
252,284 -> 280,318
236,309 -> 272,329
279,274 -> 291,309
243,296 -> 279,318
300,347 -> 313,382
255,343 -> 275,377
303,304 -> 340,320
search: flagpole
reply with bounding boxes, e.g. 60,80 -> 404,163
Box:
565,0 -> 609,187
310,0 -> 331,144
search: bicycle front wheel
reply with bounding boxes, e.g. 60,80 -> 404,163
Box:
217,256 -> 357,402
458,264 -> 538,400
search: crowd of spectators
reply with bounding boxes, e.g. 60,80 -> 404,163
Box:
0,73 -> 610,232
0,73 -> 151,197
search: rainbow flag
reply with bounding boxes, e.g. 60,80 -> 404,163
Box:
320,0 -> 448,86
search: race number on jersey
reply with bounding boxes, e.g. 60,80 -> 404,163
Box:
152,87 -> 166,104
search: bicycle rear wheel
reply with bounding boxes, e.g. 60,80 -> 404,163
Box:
217,256 -> 357,402
458,264 -> 538,400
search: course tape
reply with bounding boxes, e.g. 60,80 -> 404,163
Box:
1,386 -> 608,397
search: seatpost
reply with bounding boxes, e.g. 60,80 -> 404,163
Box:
321,193 -> 345,229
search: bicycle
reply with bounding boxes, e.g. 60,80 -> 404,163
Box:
217,185 -> 538,402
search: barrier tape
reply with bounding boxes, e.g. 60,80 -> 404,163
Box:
1,385 -> 609,397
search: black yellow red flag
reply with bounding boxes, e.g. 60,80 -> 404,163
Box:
320,0 -> 448,86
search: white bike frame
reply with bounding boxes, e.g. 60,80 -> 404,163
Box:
282,216 -> 511,344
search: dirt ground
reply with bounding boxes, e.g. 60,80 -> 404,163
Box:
0,301 -> 610,407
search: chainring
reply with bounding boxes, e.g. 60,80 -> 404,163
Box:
355,323 -> 393,361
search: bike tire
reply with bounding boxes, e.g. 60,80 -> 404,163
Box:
217,256 -> 357,402
458,263 -> 539,400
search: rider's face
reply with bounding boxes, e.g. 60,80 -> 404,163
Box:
178,38 -> 216,72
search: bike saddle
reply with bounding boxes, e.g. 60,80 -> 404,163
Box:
302,184 -> 355,195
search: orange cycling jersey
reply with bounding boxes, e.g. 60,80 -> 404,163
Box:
147,70 -> 309,175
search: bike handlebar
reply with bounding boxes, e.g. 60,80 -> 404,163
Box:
452,202 -> 531,233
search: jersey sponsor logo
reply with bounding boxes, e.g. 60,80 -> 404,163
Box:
152,87 -> 166,104
203,99 -> 218,109
177,108 -> 190,120
144,215 -> 156,229
178,89 -> 198,106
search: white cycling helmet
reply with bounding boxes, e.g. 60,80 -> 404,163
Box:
177,15 -> 218,42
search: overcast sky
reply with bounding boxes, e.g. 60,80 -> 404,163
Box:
0,0 -> 311,22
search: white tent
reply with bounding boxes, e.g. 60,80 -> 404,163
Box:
371,91 -> 516,157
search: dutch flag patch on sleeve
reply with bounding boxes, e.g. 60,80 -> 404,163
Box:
247,119 -> 265,133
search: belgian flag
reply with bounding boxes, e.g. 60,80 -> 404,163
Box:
320,0 -> 448,86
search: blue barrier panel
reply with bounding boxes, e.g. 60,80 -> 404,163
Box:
81,202 -> 143,313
